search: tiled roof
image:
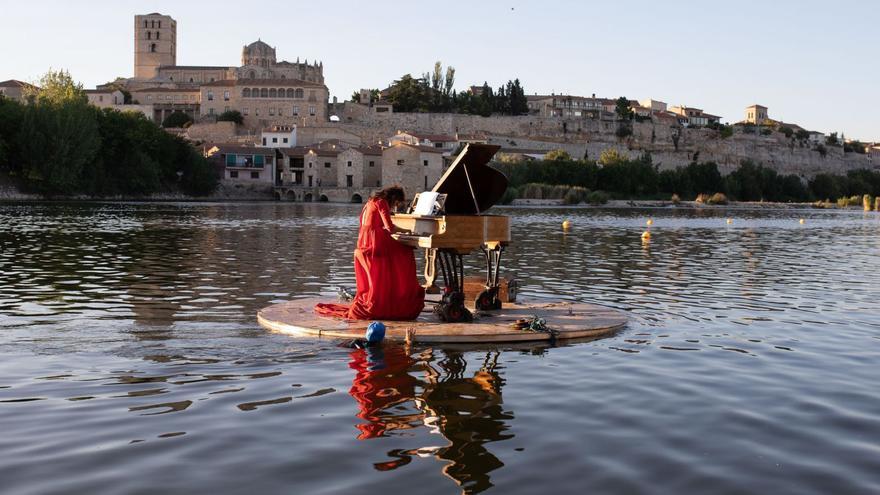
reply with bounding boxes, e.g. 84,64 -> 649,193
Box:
131,87 -> 200,93
356,145 -> 384,156
158,65 -> 232,71
200,79 -> 237,87
214,145 -> 275,155
0,79 -> 35,89
393,142 -> 444,154
399,131 -> 457,142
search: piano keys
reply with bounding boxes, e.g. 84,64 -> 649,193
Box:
392,143 -> 509,323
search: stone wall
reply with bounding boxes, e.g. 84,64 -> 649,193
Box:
335,113 -> 875,177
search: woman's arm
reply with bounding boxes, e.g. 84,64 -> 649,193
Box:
377,199 -> 408,233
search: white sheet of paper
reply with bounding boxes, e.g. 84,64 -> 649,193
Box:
413,191 -> 439,216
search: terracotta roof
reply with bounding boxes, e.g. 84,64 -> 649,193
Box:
279,146 -> 310,156
393,142 -> 444,154
0,79 -> 36,89
356,145 -> 384,156
402,131 -> 457,142
158,65 -> 232,71
131,87 -> 200,93
200,79 -> 237,87
230,78 -> 326,88
214,145 -> 275,155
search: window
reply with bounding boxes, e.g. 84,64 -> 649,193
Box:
423,160 -> 428,166
243,88 -> 251,97
308,162 -> 313,168
224,106 -> 229,112
309,106 -> 315,116
397,159 -> 404,166
156,31 -> 160,40
295,88 -> 303,99
282,137 -> 288,143
293,106 -> 299,115
347,161 -> 352,167
147,32 -> 151,40
208,108 -> 215,115
368,161 -> 374,167
207,91 -> 213,101
346,175 -> 353,187
435,143 -> 443,148
376,180 -> 381,186
158,21 -> 161,28
243,107 -> 249,115
324,162 -> 330,168
424,176 -> 428,189
286,88 -> 295,98
150,43 -> 156,53
269,108 -> 275,116
98,95 -> 103,102
230,170 -> 239,178
260,88 -> 268,98
223,91 -> 229,101
262,138 -> 267,145
272,137 -> 278,143
255,108 -> 260,116
144,20 -> 148,28
251,171 -> 260,179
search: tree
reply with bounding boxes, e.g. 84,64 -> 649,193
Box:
545,149 -> 572,161
162,110 -> 192,128
28,69 -> 87,106
615,96 -> 633,121
217,110 -> 244,125
386,74 -> 429,112
826,132 -> 839,146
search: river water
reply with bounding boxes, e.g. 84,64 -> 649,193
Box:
0,202 -> 878,494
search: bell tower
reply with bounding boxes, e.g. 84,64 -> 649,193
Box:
134,13 -> 176,79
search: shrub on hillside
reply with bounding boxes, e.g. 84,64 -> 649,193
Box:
217,110 -> 244,125
587,190 -> 609,205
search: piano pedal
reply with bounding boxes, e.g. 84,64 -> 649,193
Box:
475,288 -> 502,311
423,283 -> 442,295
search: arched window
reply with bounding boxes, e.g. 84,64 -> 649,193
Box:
150,43 -> 156,53
286,88 -> 295,98
295,88 -> 303,99
189,78 -> 194,83
144,20 -> 148,28
248,70 -> 256,79
269,88 -> 277,98
147,31 -> 151,40
260,88 -> 268,98
243,88 -> 251,98
151,20 -> 155,28
156,31 -> 160,40
281,75 -> 286,79
277,88 -> 285,97
158,21 -> 161,28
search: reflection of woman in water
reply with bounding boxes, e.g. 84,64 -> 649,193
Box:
316,186 -> 425,320
346,347 -> 513,494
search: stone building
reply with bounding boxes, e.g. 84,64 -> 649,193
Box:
129,87 -> 200,122
745,104 -> 769,125
0,80 -> 37,102
208,145 -> 277,185
116,13 -> 329,129
381,142 -> 444,197
134,13 -> 177,80
85,89 -> 125,108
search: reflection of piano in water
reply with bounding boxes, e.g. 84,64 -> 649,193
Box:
347,346 -> 513,494
392,144 -> 510,323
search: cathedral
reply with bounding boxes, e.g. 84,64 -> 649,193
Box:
123,12 -> 328,126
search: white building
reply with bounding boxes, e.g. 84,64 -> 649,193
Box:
261,124 -> 296,148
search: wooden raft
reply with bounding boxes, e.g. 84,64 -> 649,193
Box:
257,297 -> 627,343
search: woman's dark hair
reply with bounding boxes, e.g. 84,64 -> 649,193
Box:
372,185 -> 405,205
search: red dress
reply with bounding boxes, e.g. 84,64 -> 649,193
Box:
315,198 -> 425,320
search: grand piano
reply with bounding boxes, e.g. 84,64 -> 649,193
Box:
392,143 -> 509,323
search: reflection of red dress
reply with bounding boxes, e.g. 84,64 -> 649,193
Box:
315,198 -> 425,320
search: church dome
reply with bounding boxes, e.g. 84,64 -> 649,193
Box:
242,39 -> 276,68
244,39 -> 274,55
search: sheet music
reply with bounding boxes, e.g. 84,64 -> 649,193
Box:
413,192 -> 440,216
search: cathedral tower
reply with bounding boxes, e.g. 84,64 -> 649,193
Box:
134,13 -> 176,79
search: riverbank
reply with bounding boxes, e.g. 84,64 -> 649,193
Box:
0,181 -> 275,202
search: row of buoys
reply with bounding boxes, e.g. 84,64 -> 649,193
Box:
562,217 -> 810,237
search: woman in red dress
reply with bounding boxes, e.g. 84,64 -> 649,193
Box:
316,186 -> 425,320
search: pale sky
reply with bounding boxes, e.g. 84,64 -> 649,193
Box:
2,0 -> 877,140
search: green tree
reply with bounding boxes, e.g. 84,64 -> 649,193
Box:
162,111 -> 192,128
386,74 -> 429,112
217,110 -> 244,125
615,96 -> 633,120
28,69 -> 87,106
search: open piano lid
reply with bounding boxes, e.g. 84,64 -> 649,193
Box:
432,143 -> 507,214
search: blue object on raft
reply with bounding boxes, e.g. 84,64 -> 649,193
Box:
365,321 -> 386,344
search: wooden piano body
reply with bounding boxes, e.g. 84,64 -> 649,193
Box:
391,143 -> 509,322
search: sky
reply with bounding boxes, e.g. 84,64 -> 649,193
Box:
2,0 -> 877,140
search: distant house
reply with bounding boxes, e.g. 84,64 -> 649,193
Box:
85,89 -> 125,108
639,99 -> 668,113
745,104 -> 769,125
526,94 -> 606,119
0,79 -> 37,102
456,132 -> 489,145
390,131 -> 458,153
207,144 -> 276,184
261,125 -> 296,148
808,131 -> 825,145
669,106 -> 721,127
381,142 -> 444,197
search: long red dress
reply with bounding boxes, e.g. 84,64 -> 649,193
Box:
315,198 -> 425,320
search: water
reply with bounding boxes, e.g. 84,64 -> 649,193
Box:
1,202 -> 879,494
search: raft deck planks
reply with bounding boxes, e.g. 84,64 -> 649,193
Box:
258,297 -> 627,343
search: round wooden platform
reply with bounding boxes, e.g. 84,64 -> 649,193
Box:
257,297 -> 627,343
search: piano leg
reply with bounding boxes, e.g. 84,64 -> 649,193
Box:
475,242 -> 504,311
422,248 -> 441,294
434,250 -> 472,323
